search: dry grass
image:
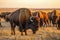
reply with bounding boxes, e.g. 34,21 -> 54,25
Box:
0,8 -> 60,40
0,22 -> 60,40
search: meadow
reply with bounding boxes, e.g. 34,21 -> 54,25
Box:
0,8 -> 60,40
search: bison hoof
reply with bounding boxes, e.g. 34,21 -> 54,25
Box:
11,33 -> 14,35
21,33 -> 23,36
33,32 -> 36,34
25,33 -> 27,35
57,27 -> 60,30
11,33 -> 15,35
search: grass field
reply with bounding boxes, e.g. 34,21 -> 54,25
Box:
0,8 -> 60,40
0,22 -> 60,40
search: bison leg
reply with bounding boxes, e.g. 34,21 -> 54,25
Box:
24,29 -> 27,35
10,23 -> 16,35
13,24 -> 16,35
32,26 -> 37,34
24,23 -> 27,35
19,23 -> 23,35
32,30 -> 36,34
24,25 -> 27,35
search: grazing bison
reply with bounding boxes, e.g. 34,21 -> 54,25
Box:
4,8 -> 39,35
48,10 -> 57,27
0,12 -> 11,27
0,12 -> 11,18
40,11 -> 49,27
39,11 -> 44,27
32,12 -> 40,27
57,16 -> 60,29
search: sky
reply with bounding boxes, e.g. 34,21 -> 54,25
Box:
0,0 -> 60,8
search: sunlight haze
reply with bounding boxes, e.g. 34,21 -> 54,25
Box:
0,0 -> 60,8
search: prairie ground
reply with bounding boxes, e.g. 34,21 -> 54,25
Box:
0,22 -> 60,40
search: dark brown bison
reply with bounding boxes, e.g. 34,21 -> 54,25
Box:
4,8 -> 39,35
57,16 -> 60,29
0,12 -> 11,18
32,12 -> 40,27
48,10 -> 57,27
0,12 -> 11,27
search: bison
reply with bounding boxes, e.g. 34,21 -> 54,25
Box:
4,8 -> 39,35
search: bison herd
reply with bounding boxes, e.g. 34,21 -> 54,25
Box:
0,8 -> 60,36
